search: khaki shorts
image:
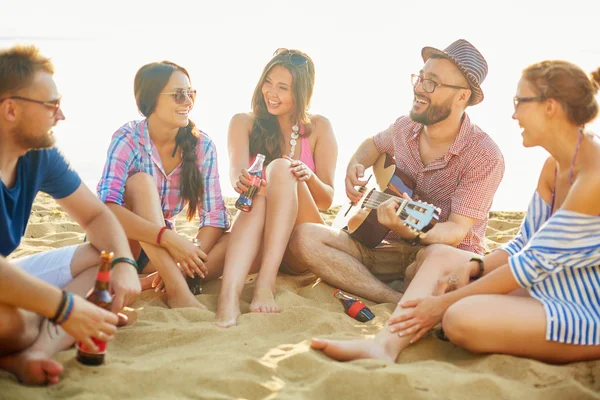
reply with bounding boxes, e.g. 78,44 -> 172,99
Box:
349,236 -> 424,282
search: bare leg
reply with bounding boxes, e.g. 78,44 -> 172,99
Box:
123,173 -> 204,309
311,245 -> 475,362
251,159 -> 324,313
0,245 -> 99,385
442,295 -> 600,363
290,223 -> 403,304
214,197 -> 266,327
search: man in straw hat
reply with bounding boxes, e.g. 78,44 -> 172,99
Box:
290,39 -> 504,309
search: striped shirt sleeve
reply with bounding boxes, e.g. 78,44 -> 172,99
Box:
500,191 -> 551,256
198,138 -> 230,230
97,130 -> 136,206
509,209 -> 600,288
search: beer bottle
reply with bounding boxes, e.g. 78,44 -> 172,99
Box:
76,251 -> 113,366
235,154 -> 266,212
334,289 -> 375,322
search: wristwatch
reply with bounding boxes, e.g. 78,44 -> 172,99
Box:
469,257 -> 485,280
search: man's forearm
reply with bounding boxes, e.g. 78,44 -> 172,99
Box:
84,208 -> 135,260
347,138 -> 380,172
420,221 -> 468,247
0,258 -> 62,318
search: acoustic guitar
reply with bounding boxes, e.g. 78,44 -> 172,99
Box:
332,154 -> 441,248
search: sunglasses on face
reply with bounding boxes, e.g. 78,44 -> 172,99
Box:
410,74 -> 469,94
160,89 -> 197,104
513,96 -> 545,111
273,48 -> 308,67
0,96 -> 62,117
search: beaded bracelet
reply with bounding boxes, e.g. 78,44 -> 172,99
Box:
111,257 -> 138,270
55,292 -> 74,325
49,290 -> 68,324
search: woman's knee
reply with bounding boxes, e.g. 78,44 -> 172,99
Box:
124,173 -> 156,201
265,158 -> 293,182
441,298 -> 481,350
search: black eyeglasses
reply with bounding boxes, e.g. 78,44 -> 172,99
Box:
273,48 -> 308,67
160,89 -> 197,105
0,96 -> 62,117
513,96 -> 545,110
411,74 -> 469,94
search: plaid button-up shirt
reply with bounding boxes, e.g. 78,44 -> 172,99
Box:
97,119 -> 230,231
373,114 -> 504,254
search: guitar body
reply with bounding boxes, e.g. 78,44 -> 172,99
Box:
332,154 -> 438,248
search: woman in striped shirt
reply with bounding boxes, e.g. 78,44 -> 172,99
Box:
97,62 -> 230,309
386,60 -> 600,363
311,60 -> 600,364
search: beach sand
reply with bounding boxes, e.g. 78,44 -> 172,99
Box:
1,194 -> 599,399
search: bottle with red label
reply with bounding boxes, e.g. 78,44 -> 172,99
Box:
76,251 -> 113,365
235,153 -> 266,213
334,289 -> 375,322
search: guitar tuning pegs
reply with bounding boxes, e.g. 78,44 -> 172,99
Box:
436,207 -> 441,213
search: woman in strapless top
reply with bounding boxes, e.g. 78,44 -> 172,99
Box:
215,49 -> 338,327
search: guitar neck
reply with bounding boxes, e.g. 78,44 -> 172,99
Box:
362,192 -> 408,215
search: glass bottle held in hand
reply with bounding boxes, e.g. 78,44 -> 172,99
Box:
186,238 -> 203,295
76,251 -> 113,366
235,154 -> 265,212
334,289 -> 375,322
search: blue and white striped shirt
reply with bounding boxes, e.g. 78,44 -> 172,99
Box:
501,192 -> 600,345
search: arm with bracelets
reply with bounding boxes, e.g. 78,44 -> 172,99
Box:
0,257 -> 119,351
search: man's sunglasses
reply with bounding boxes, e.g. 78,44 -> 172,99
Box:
0,96 -> 62,117
273,48 -> 308,67
161,89 -> 197,105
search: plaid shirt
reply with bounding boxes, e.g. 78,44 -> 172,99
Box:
97,119 -> 230,231
373,114 -> 504,254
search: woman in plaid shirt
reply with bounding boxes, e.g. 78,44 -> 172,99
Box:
97,61 -> 230,309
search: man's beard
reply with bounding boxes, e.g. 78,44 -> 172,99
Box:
14,122 -> 56,150
409,98 -> 453,126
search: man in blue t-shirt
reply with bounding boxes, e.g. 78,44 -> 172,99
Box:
0,46 -> 141,385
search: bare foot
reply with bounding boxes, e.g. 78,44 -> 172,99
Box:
0,350 -> 63,385
215,295 -> 241,328
310,338 -> 397,363
139,273 -> 156,291
117,313 -> 129,327
250,287 -> 279,313
166,292 -> 207,309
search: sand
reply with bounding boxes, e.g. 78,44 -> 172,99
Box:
1,194 -> 598,400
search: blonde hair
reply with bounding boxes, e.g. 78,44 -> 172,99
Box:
522,60 -> 600,126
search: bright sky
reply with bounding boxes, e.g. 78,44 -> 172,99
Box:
2,0 -> 599,210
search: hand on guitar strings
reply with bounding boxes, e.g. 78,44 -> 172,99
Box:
376,195 -> 422,240
345,163 -> 369,203
235,168 -> 267,194
284,155 -> 313,182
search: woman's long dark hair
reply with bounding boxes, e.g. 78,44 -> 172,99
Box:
249,49 -> 315,165
134,61 -> 203,221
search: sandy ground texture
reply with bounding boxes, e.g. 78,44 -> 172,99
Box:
1,193 -> 599,400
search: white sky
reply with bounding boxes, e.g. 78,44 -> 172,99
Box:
2,0 -> 599,210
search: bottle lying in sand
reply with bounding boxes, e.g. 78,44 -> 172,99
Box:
76,251 -> 113,366
334,289 -> 375,322
186,238 -> 203,295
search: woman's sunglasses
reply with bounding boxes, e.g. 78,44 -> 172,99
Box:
161,89 -> 197,105
273,48 -> 308,68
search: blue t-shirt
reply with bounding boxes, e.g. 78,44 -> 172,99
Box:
0,148 -> 81,257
